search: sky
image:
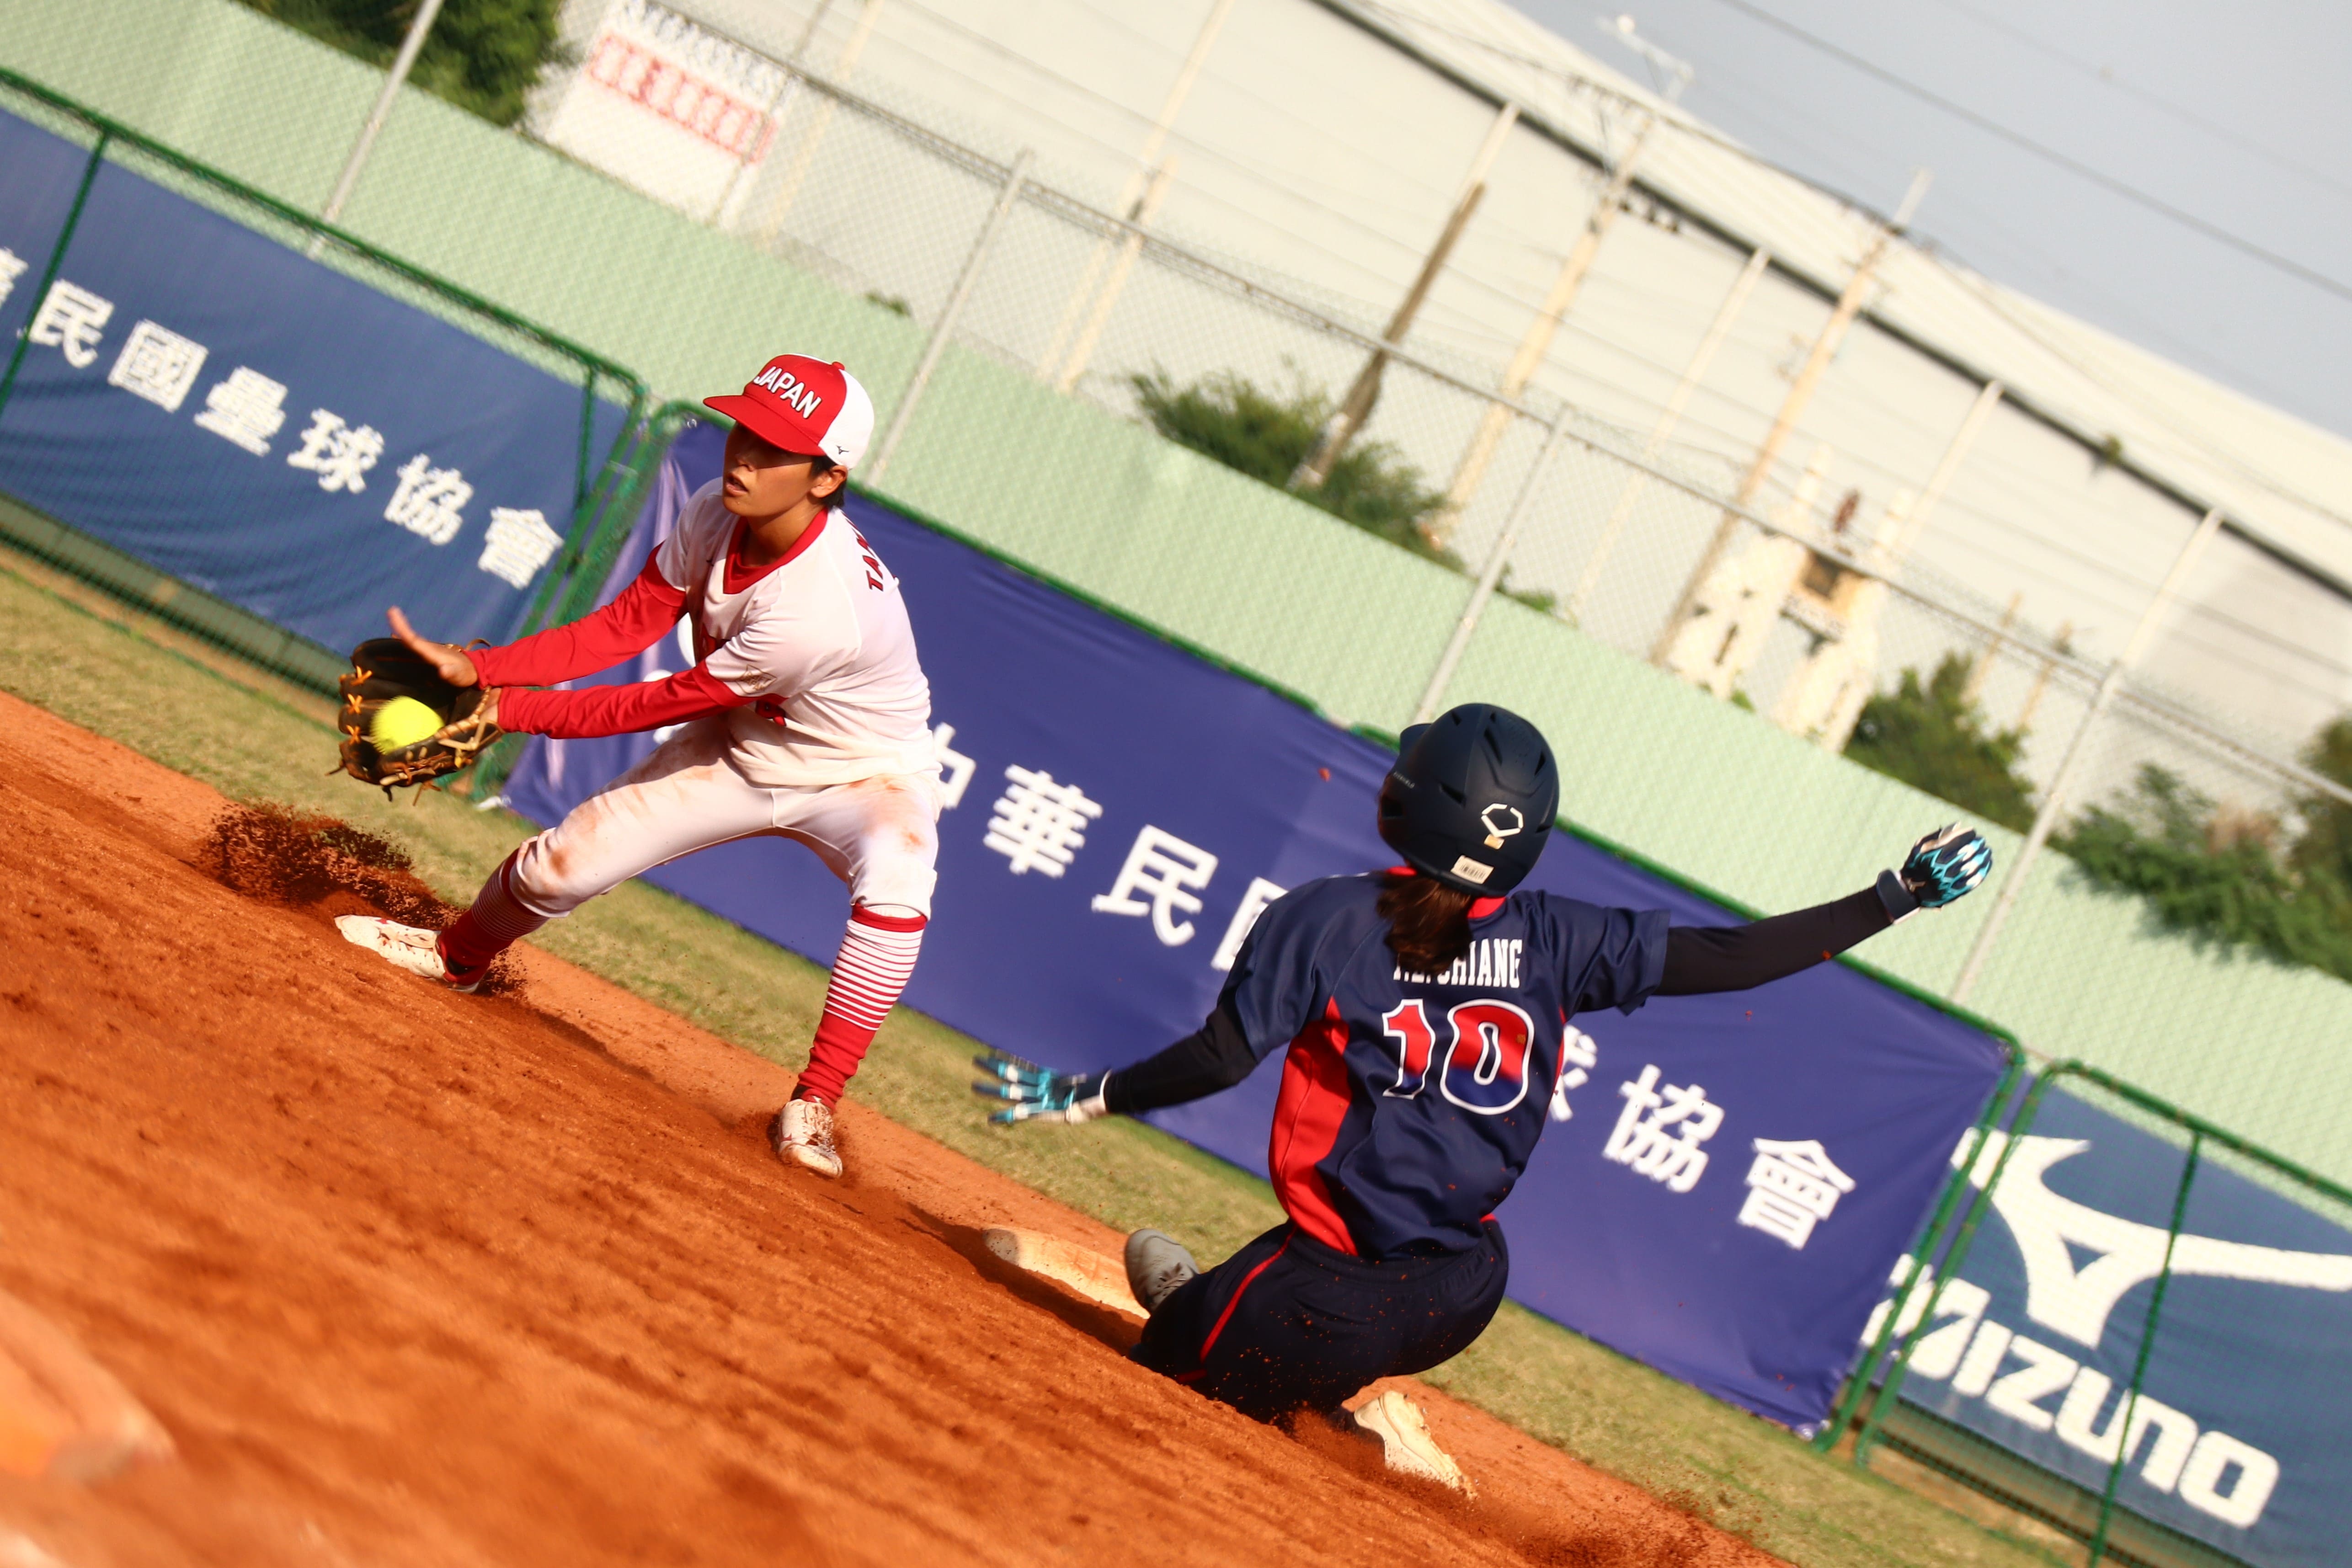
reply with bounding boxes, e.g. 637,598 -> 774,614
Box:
1506,0 -> 2352,440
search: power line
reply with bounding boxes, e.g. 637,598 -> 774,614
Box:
1919,0 -> 2352,204
1694,0 -> 2352,306
1344,0 -> 1909,227
824,0 -> 2352,662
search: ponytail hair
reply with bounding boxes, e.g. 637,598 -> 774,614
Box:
1378,870 -> 1477,976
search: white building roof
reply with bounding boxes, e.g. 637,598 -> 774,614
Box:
1328,0 -> 2352,594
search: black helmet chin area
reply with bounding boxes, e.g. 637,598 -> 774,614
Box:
1376,704 -> 1557,895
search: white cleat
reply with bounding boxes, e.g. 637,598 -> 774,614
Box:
773,1097 -> 843,1179
334,915 -> 483,994
1353,1390 -> 1474,1496
1123,1229 -> 1199,1315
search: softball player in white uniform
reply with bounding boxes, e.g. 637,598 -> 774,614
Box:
339,354 -> 938,1179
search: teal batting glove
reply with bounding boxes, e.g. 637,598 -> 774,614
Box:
1878,824 -> 1994,920
972,1052 -> 1110,1125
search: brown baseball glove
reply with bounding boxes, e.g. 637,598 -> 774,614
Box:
334,638 -> 502,796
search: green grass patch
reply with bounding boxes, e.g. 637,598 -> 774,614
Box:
0,556 -> 2064,1568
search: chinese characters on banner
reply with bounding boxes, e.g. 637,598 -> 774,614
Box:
1593,1072 -> 1853,1244
0,107 -> 624,656
969,765 -> 1285,960
13,274 -> 562,590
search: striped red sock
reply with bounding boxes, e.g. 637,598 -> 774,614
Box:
796,907 -> 927,1104
437,852 -> 547,977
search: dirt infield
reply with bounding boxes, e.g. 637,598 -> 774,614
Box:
0,690 -> 1784,1568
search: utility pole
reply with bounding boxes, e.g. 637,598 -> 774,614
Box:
1436,19 -> 1691,541
707,0 -> 842,225
1052,157 -> 1179,392
1651,170 -> 1930,667
1597,12 -> 1696,100
2015,621 -> 2071,732
1884,379 -> 2003,564
1435,109 -> 1652,541
1962,592 -> 2022,707
757,0 -> 889,239
1290,101 -> 1520,492
1950,508 -> 2224,1005
1565,245 -> 1769,622
316,0 -> 447,235
1038,0 -> 1238,382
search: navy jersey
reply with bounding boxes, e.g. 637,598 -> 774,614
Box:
1222,873 -> 1669,1258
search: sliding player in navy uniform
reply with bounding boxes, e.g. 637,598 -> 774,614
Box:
974,703 -> 1991,1489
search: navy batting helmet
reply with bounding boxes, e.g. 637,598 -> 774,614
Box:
1376,703 -> 1558,894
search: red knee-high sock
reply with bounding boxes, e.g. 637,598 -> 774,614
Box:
437,852 -> 548,976
796,908 -> 927,1104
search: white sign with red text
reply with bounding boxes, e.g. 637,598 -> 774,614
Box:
541,0 -> 789,223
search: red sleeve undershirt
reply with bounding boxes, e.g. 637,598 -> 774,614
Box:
496,665 -> 749,739
470,555 -> 688,687
469,554 -> 756,740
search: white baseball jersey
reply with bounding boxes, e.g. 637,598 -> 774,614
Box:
655,481 -> 937,789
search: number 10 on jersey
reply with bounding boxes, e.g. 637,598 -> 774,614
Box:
1381,998 -> 1539,1116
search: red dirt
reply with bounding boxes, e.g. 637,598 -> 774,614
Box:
0,689 -> 1787,1568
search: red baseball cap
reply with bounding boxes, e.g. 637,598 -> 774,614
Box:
703,354 -> 876,469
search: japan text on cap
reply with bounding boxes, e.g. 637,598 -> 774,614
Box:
704,354 -> 875,469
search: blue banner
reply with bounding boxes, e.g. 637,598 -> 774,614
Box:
0,109 -> 627,653
1869,1085 -> 2352,1566
504,426 -> 2008,1430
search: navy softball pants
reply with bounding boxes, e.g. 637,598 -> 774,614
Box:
1130,1219 -> 1510,1421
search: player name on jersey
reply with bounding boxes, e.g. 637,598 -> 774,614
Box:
1392,938 -> 1525,989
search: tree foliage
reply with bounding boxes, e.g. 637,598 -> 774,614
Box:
239,0 -> 565,126
1131,370 -> 1458,568
2288,716 -> 2352,895
1841,654 -> 2037,833
2058,764 -> 2352,982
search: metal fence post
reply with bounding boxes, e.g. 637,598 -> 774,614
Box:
2087,1129 -> 2200,1566
0,130 -> 109,424
1851,1070 -> 2056,1467
315,0 -> 447,235
1815,1054 -> 2025,1454
865,149 -> 1034,486
1566,245 -> 1767,624
1051,158 -> 1177,393
1411,405 -> 1574,724
1950,507 -> 2224,1005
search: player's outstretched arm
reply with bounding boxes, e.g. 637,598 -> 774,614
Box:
460,556 -> 692,691
1656,825 -> 1990,996
973,1003 -> 1259,1126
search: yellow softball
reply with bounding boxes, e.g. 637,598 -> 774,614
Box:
368,696 -> 444,752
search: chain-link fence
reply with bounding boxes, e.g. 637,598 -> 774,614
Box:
597,26 -> 2352,1152
632,19 -> 2345,788
509,37 -> 2352,1554
0,67 -> 647,694
1829,1063 -> 2352,1568
8,14 -> 2351,1557
7,0 -> 2349,1150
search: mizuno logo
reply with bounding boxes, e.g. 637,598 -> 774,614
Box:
1957,1130 -> 2352,1346
1853,1129 -> 2345,1530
